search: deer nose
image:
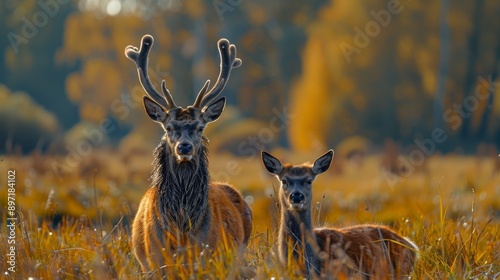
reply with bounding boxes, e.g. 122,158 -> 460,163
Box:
177,143 -> 193,155
289,192 -> 305,204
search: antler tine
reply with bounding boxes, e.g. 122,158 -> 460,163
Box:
193,39 -> 242,108
161,80 -> 178,109
125,34 -> 177,109
192,80 -> 211,108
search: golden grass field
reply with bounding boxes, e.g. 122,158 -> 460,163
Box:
0,149 -> 499,279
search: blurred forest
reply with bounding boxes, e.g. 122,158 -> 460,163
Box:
1,0 -> 500,155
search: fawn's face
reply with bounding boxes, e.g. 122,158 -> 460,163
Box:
262,150 -> 334,211
143,96 -> 225,162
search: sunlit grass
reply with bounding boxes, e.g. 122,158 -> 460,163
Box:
0,152 -> 499,279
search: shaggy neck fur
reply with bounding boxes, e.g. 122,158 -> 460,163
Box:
279,200 -> 320,278
151,138 -> 210,235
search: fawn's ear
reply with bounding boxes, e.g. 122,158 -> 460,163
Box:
143,96 -> 168,123
202,97 -> 226,123
261,151 -> 283,175
311,150 -> 334,175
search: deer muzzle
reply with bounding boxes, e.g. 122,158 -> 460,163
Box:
289,192 -> 306,210
176,142 -> 194,161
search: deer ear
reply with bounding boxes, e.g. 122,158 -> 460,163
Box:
261,151 -> 283,175
202,97 -> 225,123
143,96 -> 167,123
311,150 -> 334,175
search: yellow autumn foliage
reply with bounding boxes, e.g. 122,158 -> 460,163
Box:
289,37 -> 332,152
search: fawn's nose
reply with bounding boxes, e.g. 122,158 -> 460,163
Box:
289,192 -> 305,204
177,143 -> 193,155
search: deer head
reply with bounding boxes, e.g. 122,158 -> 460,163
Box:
262,150 -> 334,211
125,35 -> 241,162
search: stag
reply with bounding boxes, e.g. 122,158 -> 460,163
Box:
125,35 -> 252,274
261,150 -> 418,279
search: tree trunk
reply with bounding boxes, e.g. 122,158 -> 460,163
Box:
476,36 -> 500,141
460,0 -> 485,140
433,0 -> 450,130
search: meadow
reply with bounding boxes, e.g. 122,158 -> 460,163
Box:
0,149 -> 499,279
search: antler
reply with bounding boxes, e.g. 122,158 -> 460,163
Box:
192,39 -> 242,108
124,34 -> 178,109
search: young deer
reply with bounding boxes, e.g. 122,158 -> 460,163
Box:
261,150 -> 418,279
125,35 -> 252,273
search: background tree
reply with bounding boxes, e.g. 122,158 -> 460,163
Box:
0,84 -> 59,152
2,0 -> 77,129
1,0 -> 499,154
289,0 -> 500,152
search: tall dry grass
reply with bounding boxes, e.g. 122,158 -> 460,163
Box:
0,150 -> 498,279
